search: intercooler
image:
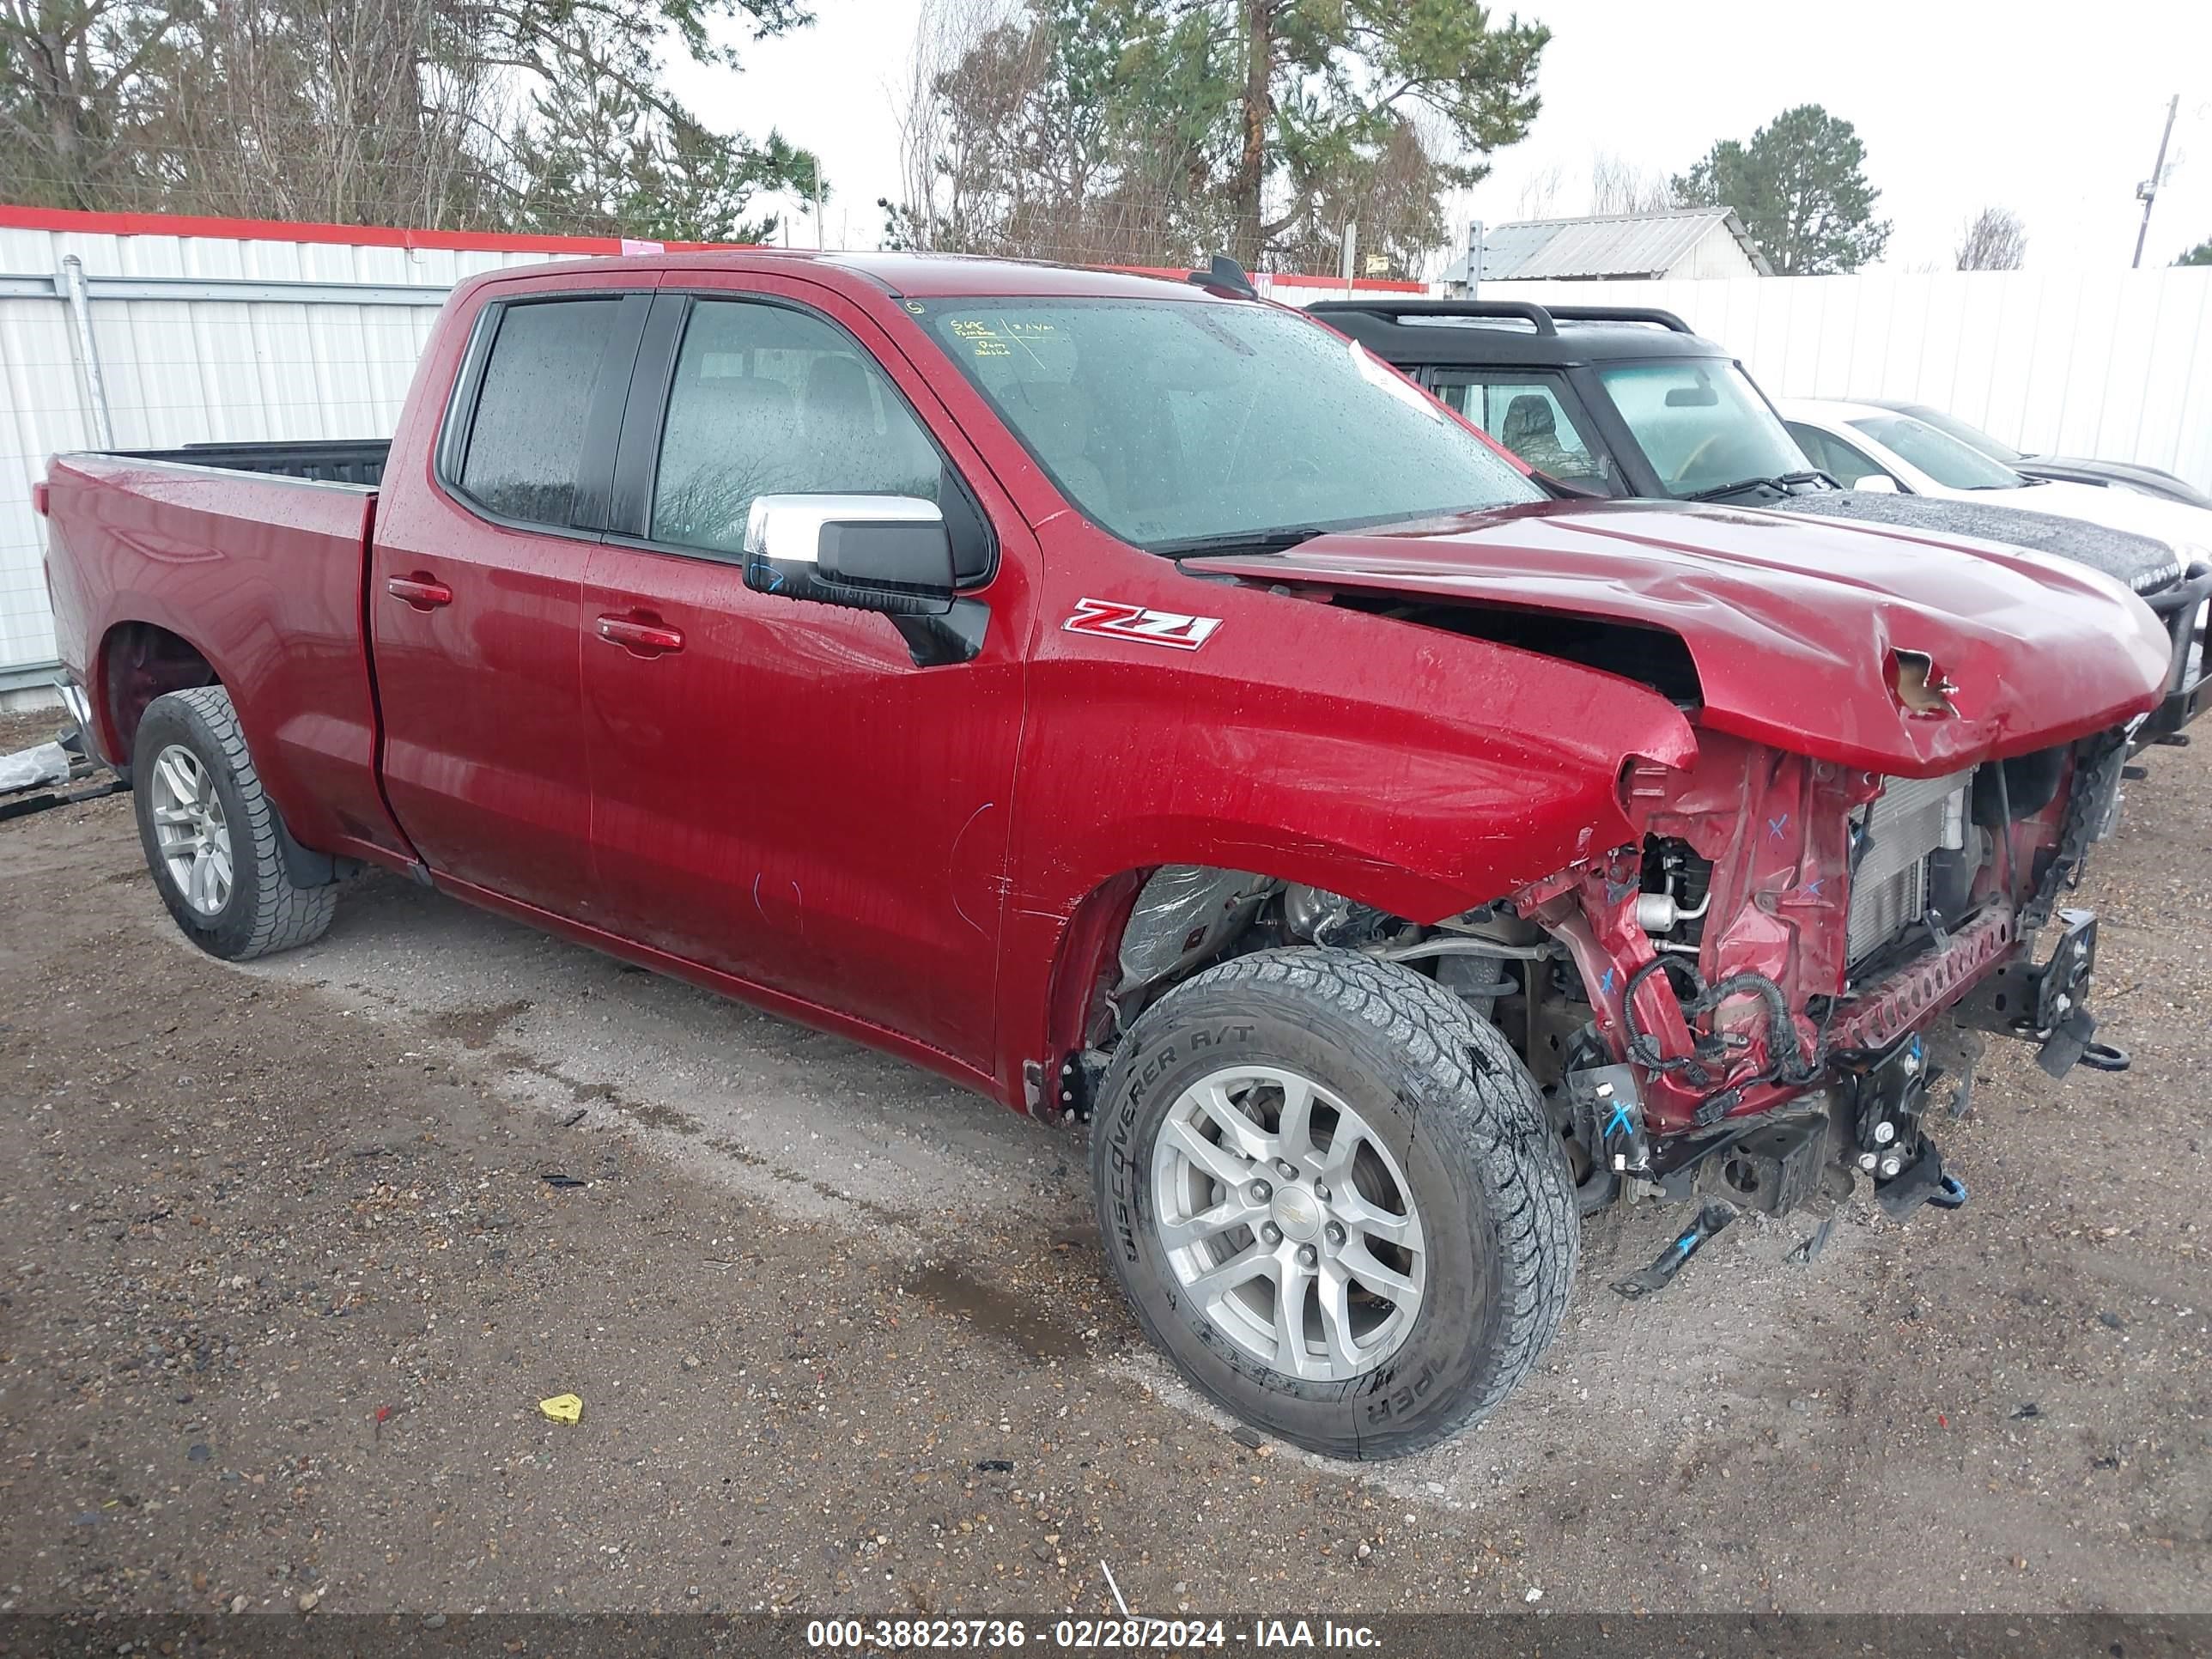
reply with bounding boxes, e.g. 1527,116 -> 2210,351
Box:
1844,770 -> 1972,966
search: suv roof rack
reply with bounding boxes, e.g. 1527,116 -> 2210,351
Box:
1304,299 -> 1557,335
1540,304 -> 1692,333
1305,298 -> 1694,337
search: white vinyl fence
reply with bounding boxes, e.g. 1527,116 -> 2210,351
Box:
1492,269 -> 2212,497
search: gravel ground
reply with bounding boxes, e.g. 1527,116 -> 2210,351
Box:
0,732 -> 2207,1619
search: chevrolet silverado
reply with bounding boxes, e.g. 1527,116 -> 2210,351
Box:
38,252 -> 2172,1458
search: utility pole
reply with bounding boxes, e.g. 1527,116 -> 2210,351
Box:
2133,93 -> 2179,268
1340,222 -> 1358,295
1464,220 -> 1484,297
813,160 -> 826,251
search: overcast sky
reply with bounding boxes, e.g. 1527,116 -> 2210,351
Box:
669,0 -> 2212,273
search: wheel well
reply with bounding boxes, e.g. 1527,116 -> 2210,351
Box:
100,622 -> 219,762
1045,863 -> 1419,1070
1045,869 -> 1146,1065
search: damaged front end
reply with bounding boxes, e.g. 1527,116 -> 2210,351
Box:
1522,723 -> 2134,1223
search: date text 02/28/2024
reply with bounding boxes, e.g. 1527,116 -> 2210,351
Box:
804,1617 -> 1382,1650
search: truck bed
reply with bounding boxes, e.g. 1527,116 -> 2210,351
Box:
39,449 -> 410,867
109,439 -> 392,487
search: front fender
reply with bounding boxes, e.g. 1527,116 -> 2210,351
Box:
995,573 -> 1698,1102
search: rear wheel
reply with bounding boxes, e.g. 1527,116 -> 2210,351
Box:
131,685 -> 337,960
1089,948 -> 1578,1460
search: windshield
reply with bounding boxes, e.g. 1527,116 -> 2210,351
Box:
1595,359 -> 1809,495
914,298 -> 1540,549
1849,415 -> 2030,490
1888,403 -> 2025,465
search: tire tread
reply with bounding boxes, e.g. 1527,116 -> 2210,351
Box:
1091,946 -> 1578,1459
146,686 -> 337,958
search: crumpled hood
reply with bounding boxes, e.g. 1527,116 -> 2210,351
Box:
1184,500 -> 2171,776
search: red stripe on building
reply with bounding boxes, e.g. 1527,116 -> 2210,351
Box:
0,204 -> 744,255
0,204 -> 1428,290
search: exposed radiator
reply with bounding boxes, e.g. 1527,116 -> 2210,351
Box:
1845,770 -> 1972,967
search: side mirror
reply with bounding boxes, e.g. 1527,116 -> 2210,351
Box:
1853,474 -> 1900,494
743,495 -> 955,617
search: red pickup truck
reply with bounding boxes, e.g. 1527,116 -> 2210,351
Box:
38,252 -> 2171,1459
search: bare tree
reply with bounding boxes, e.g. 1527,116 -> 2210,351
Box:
1588,149 -> 1673,216
1512,160 -> 1565,219
884,0 -> 1014,251
153,0 -> 505,225
881,0 -> 1231,266
1954,205 -> 2027,270
0,0 -> 199,210
3,0 -> 815,236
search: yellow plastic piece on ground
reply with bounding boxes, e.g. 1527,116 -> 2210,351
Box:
538,1393 -> 583,1424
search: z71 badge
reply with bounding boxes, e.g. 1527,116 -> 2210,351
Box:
1063,598 -> 1223,651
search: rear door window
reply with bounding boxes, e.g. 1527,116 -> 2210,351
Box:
457,298 -> 628,527
1430,374 -> 1612,491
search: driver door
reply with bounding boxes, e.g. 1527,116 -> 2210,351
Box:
579,281 -> 1034,1068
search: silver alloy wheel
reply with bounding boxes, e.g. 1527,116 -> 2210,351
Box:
148,742 -> 233,916
1151,1064 -> 1427,1382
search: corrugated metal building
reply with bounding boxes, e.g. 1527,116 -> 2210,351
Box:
0,208 -> 669,696
1440,209 -> 1772,289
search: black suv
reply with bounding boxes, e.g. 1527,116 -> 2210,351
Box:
1309,298 -> 2209,746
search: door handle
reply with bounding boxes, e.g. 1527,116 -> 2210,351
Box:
386,573 -> 453,611
595,614 -> 685,656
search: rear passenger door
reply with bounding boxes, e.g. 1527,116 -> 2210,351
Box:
371,281 -> 648,917
579,281 -> 1031,1067
1425,371 -> 1617,494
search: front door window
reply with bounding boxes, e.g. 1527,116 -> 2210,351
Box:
1431,375 -> 1612,492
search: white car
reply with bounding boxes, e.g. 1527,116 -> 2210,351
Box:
1778,398 -> 2212,556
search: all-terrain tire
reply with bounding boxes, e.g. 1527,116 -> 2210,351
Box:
131,685 -> 337,960
1090,947 -> 1578,1460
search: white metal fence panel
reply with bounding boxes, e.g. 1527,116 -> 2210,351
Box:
1489,270 -> 2212,497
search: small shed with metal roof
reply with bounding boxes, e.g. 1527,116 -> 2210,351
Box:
1440,209 -> 1772,289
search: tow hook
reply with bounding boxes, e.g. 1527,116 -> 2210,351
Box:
2037,1008 -> 2130,1079
1875,1141 -> 1969,1220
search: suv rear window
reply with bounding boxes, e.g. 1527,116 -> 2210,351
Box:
458,298 -> 625,526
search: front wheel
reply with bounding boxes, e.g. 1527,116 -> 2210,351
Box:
1089,949 -> 1578,1460
131,685 -> 337,960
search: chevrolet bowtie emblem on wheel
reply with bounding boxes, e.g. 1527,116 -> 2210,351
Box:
1063,597 -> 1224,650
